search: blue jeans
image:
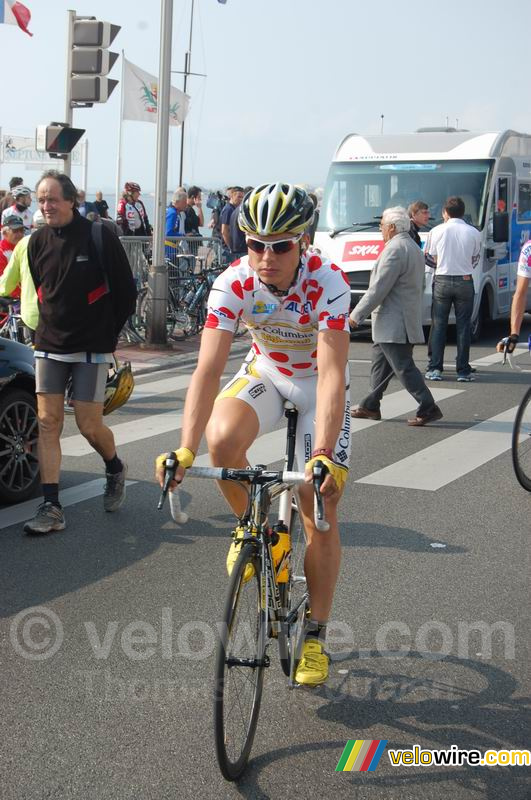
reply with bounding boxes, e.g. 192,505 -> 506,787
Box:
428,275 -> 475,375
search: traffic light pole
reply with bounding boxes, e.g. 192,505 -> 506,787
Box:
63,9 -> 75,177
147,0 -> 173,345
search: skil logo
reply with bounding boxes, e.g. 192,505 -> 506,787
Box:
342,241 -> 384,262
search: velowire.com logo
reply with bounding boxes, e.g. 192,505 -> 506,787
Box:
336,739 -> 388,772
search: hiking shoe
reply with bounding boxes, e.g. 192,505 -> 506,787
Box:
103,461 -> 128,512
24,502 -> 66,535
226,526 -> 255,582
425,369 -> 442,381
407,405 -> 443,427
457,374 -> 474,382
294,639 -> 329,686
351,406 -> 381,420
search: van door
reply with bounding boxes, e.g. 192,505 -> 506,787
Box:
493,174 -> 512,314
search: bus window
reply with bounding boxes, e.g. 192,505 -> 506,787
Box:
518,183 -> 531,220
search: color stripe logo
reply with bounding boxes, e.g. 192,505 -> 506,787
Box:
336,739 -> 388,772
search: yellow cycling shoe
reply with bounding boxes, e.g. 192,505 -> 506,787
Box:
226,527 -> 255,583
294,639 -> 329,686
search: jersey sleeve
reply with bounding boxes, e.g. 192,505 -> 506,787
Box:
204,268 -> 245,333
517,241 -> 531,278
314,261 -> 351,332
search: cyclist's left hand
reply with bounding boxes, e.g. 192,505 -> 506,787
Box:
305,455 -> 348,497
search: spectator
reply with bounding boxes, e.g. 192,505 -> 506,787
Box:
165,188 -> 187,238
207,190 -> 227,241
116,181 -> 152,236
1,185 -> 33,233
0,176 -> 23,214
184,186 -> 204,236
408,200 -> 430,247
94,190 -> 110,219
228,185 -> 253,261
350,206 -> 443,427
77,190 -> 97,218
220,186 -> 244,249
0,213 -> 46,333
0,214 -> 25,296
24,170 -> 137,535
424,196 -> 481,382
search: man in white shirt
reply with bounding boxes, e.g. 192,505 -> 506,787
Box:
424,196 -> 481,382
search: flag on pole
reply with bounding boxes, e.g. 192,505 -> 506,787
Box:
0,0 -> 33,36
122,58 -> 190,126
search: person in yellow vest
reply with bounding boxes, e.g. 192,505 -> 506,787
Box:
0,214 -> 45,335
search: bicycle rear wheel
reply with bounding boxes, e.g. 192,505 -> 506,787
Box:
278,499 -> 309,678
512,387 -> 531,492
214,541 -> 267,781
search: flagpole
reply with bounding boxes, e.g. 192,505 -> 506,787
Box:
148,0 -> 173,345
179,0 -> 194,186
114,51 -> 125,217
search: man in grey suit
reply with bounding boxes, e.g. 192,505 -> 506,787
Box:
350,206 -> 442,427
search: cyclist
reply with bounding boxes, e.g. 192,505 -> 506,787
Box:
156,183 -> 351,686
1,185 -> 33,234
496,238 -> 531,353
116,181 -> 152,237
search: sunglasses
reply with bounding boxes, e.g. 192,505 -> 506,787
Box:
246,234 -> 302,254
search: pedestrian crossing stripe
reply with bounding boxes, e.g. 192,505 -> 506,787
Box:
336,739 -> 388,771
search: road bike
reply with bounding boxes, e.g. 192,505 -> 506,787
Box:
0,297 -> 32,345
502,336 -> 531,492
158,402 -> 329,780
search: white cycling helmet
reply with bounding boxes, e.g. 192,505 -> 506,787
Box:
12,185 -> 31,198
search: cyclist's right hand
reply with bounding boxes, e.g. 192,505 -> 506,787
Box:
496,333 -> 519,353
155,447 -> 195,489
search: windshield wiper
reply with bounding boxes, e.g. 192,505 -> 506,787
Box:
329,220 -> 381,238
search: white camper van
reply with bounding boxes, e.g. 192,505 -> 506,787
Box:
314,129 -> 531,338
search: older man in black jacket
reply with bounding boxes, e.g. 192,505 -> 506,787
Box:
24,170 -> 137,535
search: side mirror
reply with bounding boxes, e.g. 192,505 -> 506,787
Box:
493,212 -> 509,243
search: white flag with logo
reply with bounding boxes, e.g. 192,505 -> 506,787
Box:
122,58 -> 190,126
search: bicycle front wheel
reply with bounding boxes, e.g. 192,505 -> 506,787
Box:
512,387 -> 531,492
214,541 -> 267,781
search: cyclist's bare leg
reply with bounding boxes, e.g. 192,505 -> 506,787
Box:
297,482 -> 342,621
73,400 -> 118,461
36,393 -> 65,482
205,397 -> 259,517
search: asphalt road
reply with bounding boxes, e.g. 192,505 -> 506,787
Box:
1,321 -> 530,800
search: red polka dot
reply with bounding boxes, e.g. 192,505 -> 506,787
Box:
299,314 -> 310,324
319,311 -> 329,321
243,277 -> 254,292
308,286 -> 323,309
231,280 -> 243,299
285,293 -> 301,303
308,255 -> 322,272
238,308 -> 243,317
330,263 -> 340,271
230,258 -> 242,267
302,279 -> 308,293
205,313 -> 219,328
326,317 -> 345,330
292,362 -> 312,369
277,367 -> 294,376
269,351 -> 289,363
252,342 -> 261,354
311,349 -> 317,358
219,306 -> 236,319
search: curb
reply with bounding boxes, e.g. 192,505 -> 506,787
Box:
128,339 -> 251,376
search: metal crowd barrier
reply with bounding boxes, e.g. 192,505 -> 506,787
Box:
120,235 -> 223,288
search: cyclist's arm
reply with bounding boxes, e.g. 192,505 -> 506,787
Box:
309,328 -> 349,496
180,327 -> 234,454
510,275 -> 529,336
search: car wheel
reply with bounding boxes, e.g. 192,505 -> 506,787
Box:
0,387 -> 40,504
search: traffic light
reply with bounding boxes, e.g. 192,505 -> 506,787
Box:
36,123 -> 86,156
69,18 -> 120,106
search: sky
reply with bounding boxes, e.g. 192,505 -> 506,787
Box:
2,0 -> 531,195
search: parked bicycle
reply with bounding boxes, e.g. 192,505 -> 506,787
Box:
158,402 -> 329,781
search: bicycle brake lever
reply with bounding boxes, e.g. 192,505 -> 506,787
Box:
312,461 -> 330,532
158,451 -> 177,510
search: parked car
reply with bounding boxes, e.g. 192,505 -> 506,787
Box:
0,338 -> 39,504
